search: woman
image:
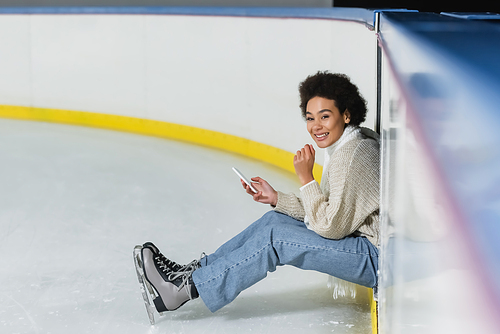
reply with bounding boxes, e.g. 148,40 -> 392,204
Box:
133,71 -> 380,318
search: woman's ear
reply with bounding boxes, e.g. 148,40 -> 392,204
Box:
344,110 -> 351,124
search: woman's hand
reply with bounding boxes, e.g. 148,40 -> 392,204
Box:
240,176 -> 278,206
294,144 -> 316,186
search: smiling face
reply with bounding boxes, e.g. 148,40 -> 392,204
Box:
306,96 -> 350,148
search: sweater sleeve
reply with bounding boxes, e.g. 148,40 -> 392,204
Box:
301,139 -> 380,240
273,190 -> 306,221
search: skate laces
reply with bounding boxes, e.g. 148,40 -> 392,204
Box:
167,264 -> 198,300
177,252 -> 205,271
166,252 -> 205,300
185,252 -> 205,270
155,253 -> 181,273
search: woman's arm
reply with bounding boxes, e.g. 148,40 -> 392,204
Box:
271,144 -> 317,221
273,191 -> 306,221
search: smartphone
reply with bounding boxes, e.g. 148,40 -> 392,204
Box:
232,167 -> 257,193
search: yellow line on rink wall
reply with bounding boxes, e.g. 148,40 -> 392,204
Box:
0,105 -> 323,181
369,288 -> 378,334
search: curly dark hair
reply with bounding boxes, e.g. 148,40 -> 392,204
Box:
298,71 -> 367,126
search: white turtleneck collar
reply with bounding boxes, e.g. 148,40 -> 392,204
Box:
323,125 -> 361,178
324,125 -> 379,163
325,125 -> 361,158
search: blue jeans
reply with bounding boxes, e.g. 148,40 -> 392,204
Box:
191,211 -> 379,312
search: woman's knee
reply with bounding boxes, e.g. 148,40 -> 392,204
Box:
249,212 -> 304,241
247,211 -> 286,234
259,211 -> 291,228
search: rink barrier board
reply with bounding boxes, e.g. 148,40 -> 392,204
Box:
376,12 -> 500,334
0,104 -> 377,334
0,6 -> 375,27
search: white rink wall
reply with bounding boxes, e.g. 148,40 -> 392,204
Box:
0,12 -> 377,166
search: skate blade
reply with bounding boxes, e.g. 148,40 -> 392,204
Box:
133,245 -> 157,325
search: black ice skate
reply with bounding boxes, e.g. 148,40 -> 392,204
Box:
133,243 -> 201,325
142,242 -> 184,272
142,242 -> 203,273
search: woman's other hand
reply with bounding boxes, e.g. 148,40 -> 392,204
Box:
294,144 -> 315,186
240,176 -> 278,206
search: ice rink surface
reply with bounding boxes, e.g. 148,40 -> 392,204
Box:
0,119 -> 371,333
